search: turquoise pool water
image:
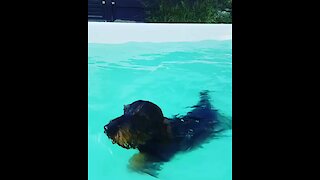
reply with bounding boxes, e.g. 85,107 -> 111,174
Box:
88,40 -> 232,180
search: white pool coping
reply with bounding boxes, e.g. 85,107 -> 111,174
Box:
88,22 -> 232,44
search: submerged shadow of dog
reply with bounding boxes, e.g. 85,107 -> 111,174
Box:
104,90 -> 232,177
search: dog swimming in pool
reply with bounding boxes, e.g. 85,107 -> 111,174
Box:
104,90 -> 232,177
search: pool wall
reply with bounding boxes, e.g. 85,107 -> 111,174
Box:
88,22 -> 232,44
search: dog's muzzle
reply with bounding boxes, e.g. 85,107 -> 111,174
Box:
104,125 -> 108,133
104,116 -> 124,139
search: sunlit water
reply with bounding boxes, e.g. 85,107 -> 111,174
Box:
88,40 -> 232,180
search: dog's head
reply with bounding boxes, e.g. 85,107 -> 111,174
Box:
104,100 -> 169,149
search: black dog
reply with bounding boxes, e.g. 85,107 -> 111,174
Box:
104,90 -> 231,177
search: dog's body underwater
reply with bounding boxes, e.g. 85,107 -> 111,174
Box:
104,91 -> 231,177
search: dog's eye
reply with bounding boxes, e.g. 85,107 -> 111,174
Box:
124,105 -> 129,113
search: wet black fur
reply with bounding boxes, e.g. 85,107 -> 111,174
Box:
104,90 -> 231,177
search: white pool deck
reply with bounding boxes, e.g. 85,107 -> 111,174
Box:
88,22 -> 232,44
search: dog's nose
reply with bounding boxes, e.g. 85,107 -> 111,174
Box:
104,125 -> 108,133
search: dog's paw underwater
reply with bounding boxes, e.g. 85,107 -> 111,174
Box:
104,90 -> 232,177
